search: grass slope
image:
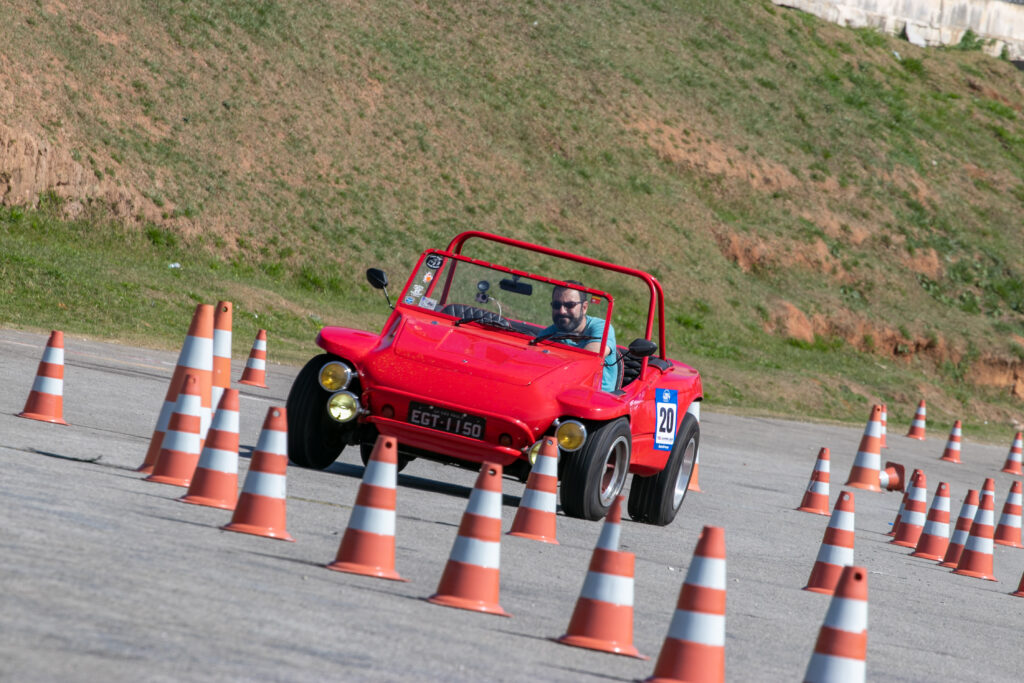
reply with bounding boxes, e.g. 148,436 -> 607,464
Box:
1,0 -> 1023,439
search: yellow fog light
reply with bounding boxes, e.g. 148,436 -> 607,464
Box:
526,440 -> 544,465
326,391 -> 360,423
555,420 -> 586,452
319,361 -> 354,392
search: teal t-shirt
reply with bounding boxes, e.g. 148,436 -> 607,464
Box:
542,315 -> 618,391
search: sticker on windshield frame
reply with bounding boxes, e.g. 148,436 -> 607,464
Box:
425,254 -> 444,270
654,388 -> 678,451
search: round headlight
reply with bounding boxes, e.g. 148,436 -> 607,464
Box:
326,391 -> 360,423
319,361 -> 354,392
526,440 -> 544,465
555,420 -> 587,452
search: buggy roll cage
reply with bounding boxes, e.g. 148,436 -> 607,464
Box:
446,231 -> 668,360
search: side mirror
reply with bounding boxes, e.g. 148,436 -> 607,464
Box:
627,338 -> 658,358
366,268 -> 388,290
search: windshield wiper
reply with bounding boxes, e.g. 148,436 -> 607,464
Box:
529,331 -> 598,346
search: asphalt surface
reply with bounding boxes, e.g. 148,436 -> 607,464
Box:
2,327 -> 1024,681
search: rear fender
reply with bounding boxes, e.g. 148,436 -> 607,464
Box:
628,369 -> 703,476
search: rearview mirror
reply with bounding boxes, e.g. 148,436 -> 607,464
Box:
366,268 -> 388,290
627,338 -> 658,357
499,277 -> 533,296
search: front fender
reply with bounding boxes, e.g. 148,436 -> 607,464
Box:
316,326 -> 382,364
555,388 -> 628,422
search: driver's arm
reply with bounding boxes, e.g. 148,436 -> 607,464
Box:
583,340 -> 612,356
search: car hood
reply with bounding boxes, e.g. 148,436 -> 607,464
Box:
386,316 -> 591,387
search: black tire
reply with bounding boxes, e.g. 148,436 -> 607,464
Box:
627,412 -> 699,526
285,354 -> 353,469
560,418 -> 632,521
359,439 -> 413,472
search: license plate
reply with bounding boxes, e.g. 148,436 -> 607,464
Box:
407,402 -> 486,440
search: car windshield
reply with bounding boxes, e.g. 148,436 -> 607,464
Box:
400,252 -> 613,348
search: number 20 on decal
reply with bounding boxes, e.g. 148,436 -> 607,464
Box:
654,389 -> 677,451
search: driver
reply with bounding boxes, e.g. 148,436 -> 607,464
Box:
543,281 -> 618,392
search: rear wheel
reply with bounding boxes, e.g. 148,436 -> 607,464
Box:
627,412 -> 699,526
560,418 -> 631,521
285,354 -> 353,469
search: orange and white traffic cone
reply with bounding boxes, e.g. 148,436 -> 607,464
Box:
327,435 -> 407,582
18,330 -> 68,425
805,491 -> 855,595
180,388 -> 240,509
878,461 -> 905,492
845,405 -> 883,492
880,403 -> 888,449
953,478 -> 997,581
939,489 -> 979,568
687,402 -> 702,493
891,471 -> 928,548
238,329 -> 268,388
1002,432 -> 1023,475
1012,571 -> 1024,598
939,420 -> 962,463
428,462 -> 509,616
887,469 -> 922,536
508,437 -> 559,543
906,399 -> 926,440
993,480 -> 1023,549
211,301 -> 232,412
803,565 -> 868,683
643,525 -> 726,682
222,406 -> 294,542
145,374 -> 203,487
556,496 -> 645,659
139,304 -> 214,474
910,482 -> 950,561
797,448 -> 831,515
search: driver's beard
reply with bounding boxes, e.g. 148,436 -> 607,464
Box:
553,309 -> 585,333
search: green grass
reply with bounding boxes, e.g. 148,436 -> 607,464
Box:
1,0 -> 1023,441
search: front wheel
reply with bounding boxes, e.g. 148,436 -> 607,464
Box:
627,412 -> 699,526
285,354 -> 354,469
560,418 -> 632,521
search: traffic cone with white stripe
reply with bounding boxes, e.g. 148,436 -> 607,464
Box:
845,405 -> 883,492
508,437 -> 559,543
222,406 -> 294,541
139,304 -> 214,474
1002,432 -> 1023,475
953,478 -> 996,581
797,448 -> 831,515
939,489 -> 979,568
906,399 -> 926,440
910,482 -> 950,560
805,491 -> 855,595
880,403 -> 888,449
180,389 -> 240,509
887,469 -> 922,536
643,525 -> 726,682
940,420 -> 962,463
327,435 -> 407,581
556,496 -> 645,659
18,330 -> 68,425
238,329 -> 268,388
211,301 -> 232,412
891,471 -> 928,548
428,462 -> 508,616
878,461 -> 905,492
803,565 -> 868,683
145,374 -> 203,487
993,480 -> 1023,549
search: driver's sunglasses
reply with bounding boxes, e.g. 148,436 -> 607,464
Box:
551,301 -> 582,311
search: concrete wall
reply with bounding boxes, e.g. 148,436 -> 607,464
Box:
773,0 -> 1024,60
